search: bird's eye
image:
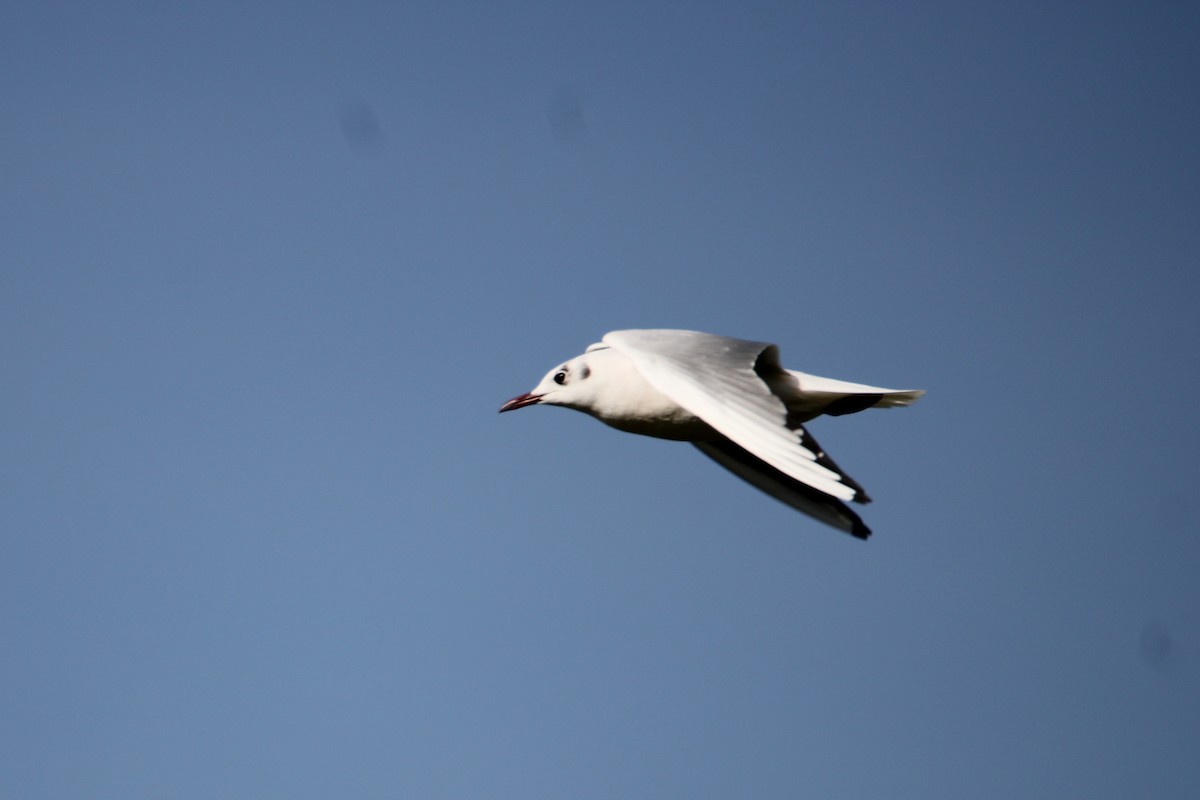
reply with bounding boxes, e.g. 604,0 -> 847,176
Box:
553,371 -> 567,385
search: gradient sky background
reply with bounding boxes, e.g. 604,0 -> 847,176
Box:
2,2 -> 1198,798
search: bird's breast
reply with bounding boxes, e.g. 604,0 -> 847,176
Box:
589,382 -> 717,441
599,412 -> 718,441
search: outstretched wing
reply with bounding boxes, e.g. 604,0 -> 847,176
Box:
692,440 -> 871,538
603,329 -> 866,504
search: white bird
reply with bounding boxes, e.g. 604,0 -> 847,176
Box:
500,329 -> 924,539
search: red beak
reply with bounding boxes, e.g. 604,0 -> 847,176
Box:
499,392 -> 543,413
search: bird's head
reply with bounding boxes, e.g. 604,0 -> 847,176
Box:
499,348 -> 606,414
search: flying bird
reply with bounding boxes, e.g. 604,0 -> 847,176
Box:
500,329 -> 923,539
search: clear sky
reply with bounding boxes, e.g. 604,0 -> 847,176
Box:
2,2 -> 1198,797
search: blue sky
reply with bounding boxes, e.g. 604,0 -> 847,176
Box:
2,2 -> 1198,797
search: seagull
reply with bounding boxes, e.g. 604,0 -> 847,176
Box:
500,329 -> 924,539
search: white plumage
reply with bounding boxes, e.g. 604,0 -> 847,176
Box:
500,329 -> 923,539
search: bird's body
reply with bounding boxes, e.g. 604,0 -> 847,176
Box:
557,345 -> 717,440
500,329 -> 924,539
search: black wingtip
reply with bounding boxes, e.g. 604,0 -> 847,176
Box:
692,440 -> 875,541
850,518 -> 872,540
837,497 -> 871,540
795,425 -> 873,506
